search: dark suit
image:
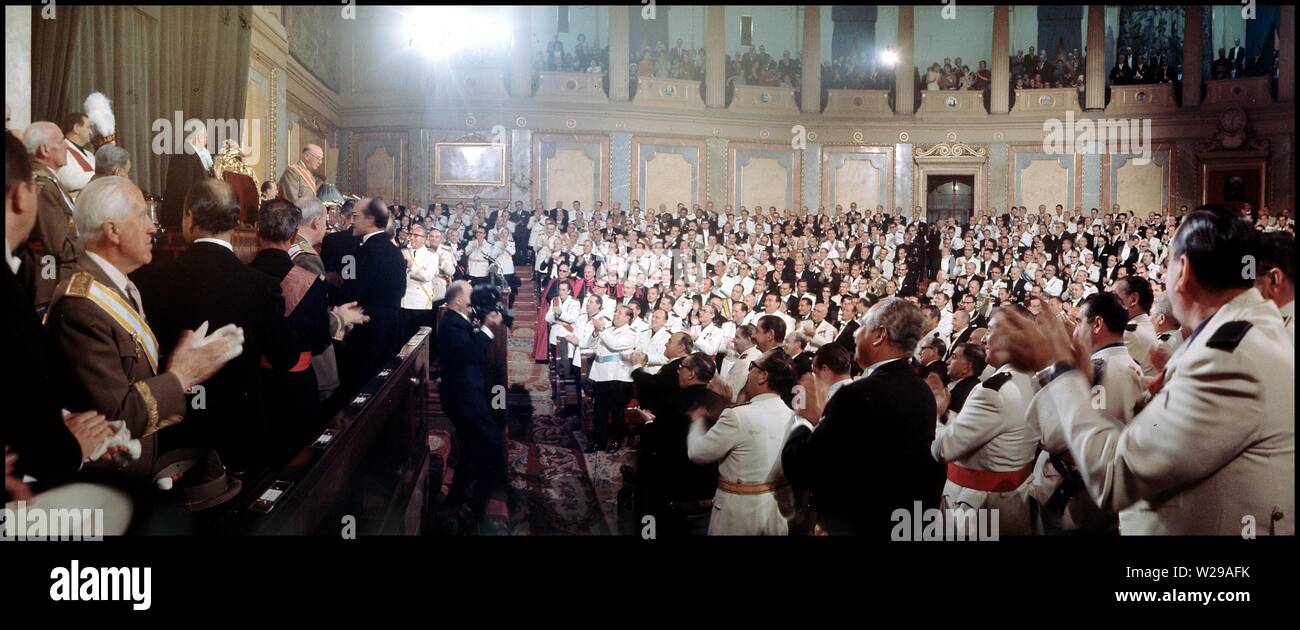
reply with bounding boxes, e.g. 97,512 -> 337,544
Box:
835,319 -> 860,353
636,383 -> 727,536
947,375 -> 980,416
320,226 -> 359,282
131,240 -> 302,473
160,152 -> 215,230
782,358 -> 945,536
3,264 -> 83,493
438,308 -> 505,512
631,357 -> 684,421
339,232 -> 406,390
249,248 -> 332,458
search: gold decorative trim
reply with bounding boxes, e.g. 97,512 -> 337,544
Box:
269,68 -> 279,179
915,142 -> 988,158
135,380 -> 161,436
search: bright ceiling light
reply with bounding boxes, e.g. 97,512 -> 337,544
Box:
404,7 -> 508,60
879,49 -> 899,67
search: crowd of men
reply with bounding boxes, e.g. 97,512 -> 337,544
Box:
525,195 -> 1294,536
4,104 -> 1295,537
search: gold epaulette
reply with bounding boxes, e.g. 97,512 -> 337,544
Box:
64,271 -> 94,298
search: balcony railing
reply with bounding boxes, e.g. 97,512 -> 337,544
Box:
918,90 -> 988,120
1011,87 -> 1082,117
729,84 -> 800,114
631,77 -> 705,110
823,89 -> 893,118
1203,76 -> 1273,109
1105,83 -> 1177,115
536,72 -> 608,104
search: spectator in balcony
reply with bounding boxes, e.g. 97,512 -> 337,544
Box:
1131,55 -> 1151,84
546,34 -> 564,70
1152,55 -> 1173,83
1211,48 -> 1232,80
1109,53 -> 1133,85
972,61 -> 991,91
637,50 -> 654,78
924,63 -> 941,90
1244,49 -> 1269,78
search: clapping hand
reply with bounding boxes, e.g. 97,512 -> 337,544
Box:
796,371 -> 827,426
334,301 -> 369,327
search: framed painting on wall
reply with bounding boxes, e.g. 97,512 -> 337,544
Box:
433,142 -> 507,187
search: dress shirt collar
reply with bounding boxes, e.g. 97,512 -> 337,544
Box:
194,237 -> 234,252
360,229 -> 385,244
82,250 -> 131,295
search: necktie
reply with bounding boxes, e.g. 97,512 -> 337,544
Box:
125,282 -> 145,316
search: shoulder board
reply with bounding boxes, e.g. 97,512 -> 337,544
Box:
1205,320 -> 1253,353
63,271 -> 94,298
1158,332 -> 1172,341
981,372 -> 1013,391
726,401 -> 751,409
1124,323 -> 1137,331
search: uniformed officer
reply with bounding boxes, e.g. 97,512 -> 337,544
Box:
994,205 -> 1294,535
1114,275 -> 1158,376
1150,295 -> 1185,361
687,349 -> 798,535
931,305 -> 1040,535
45,177 -> 234,479
1027,292 -> 1145,534
585,305 -> 639,453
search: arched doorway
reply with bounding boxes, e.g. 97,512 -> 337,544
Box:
925,175 -> 975,223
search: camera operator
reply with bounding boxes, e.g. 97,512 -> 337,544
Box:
439,280 -> 507,527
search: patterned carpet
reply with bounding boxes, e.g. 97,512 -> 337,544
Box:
501,271 -> 628,535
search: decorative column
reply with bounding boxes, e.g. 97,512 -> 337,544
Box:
991,5 -> 1010,114
608,5 -> 630,101
1182,5 -> 1203,108
705,6 -> 726,108
801,6 -> 821,113
1279,6 -> 1294,102
1084,5 -> 1106,110
510,5 -> 532,97
895,5 -> 915,116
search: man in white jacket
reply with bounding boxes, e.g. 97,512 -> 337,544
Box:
688,349 -> 798,535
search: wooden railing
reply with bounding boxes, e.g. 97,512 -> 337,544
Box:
918,90 -> 988,119
729,84 -> 800,114
632,77 -> 705,110
1203,76 -> 1273,109
1011,87 -> 1082,117
1106,83 -> 1177,115
221,328 -> 435,535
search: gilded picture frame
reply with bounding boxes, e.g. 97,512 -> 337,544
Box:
433,142 -> 507,187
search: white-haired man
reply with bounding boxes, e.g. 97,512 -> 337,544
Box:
44,176 -> 234,479
160,121 -> 214,230
279,144 -> 324,202
23,121 -> 82,309
55,112 -> 95,197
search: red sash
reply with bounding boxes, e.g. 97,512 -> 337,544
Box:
946,461 -> 1035,492
68,143 -> 93,172
258,265 -> 318,373
292,164 -> 317,193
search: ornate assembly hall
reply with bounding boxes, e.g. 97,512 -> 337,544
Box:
2,2 -> 1294,561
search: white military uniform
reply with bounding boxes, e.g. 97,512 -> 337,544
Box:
1027,342 -> 1144,532
687,392 -> 797,535
722,345 -> 762,403
401,246 -> 440,310
586,323 -> 638,383
545,296 -> 582,345
433,243 -> 458,288
465,239 -> 492,278
809,319 -> 838,350
1155,328 -> 1184,357
932,366 -> 1040,535
1123,312 -> 1159,376
1027,288 -> 1295,535
1280,300 -> 1295,341
693,322 -> 726,356
640,326 -> 673,374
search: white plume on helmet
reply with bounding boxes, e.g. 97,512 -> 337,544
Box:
84,91 -> 116,137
